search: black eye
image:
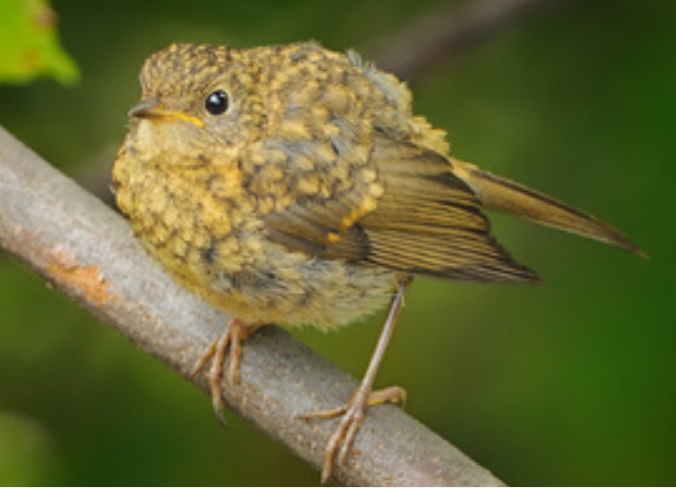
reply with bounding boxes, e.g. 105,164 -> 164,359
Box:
205,90 -> 229,115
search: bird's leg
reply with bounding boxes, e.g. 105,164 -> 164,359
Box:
191,318 -> 263,422
299,277 -> 413,483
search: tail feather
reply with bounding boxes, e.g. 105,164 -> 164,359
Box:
452,160 -> 645,257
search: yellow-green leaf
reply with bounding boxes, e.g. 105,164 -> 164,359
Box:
0,0 -> 79,85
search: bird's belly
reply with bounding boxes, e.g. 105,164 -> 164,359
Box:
191,243 -> 401,330
122,195 -> 400,330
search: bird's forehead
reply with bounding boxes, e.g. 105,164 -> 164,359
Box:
136,42 -> 356,109
139,43 -> 237,96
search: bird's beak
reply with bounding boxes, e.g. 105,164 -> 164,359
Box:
128,98 -> 204,127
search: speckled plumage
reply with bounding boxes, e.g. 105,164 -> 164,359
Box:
113,42 -> 539,330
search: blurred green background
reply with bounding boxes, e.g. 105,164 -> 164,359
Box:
0,0 -> 673,485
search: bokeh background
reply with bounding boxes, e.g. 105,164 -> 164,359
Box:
0,0 -> 673,485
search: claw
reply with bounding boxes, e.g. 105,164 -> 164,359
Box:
299,386 -> 406,483
191,318 -> 261,423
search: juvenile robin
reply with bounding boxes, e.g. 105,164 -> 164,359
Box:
112,41 -> 642,482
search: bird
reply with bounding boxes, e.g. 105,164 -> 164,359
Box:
111,41 -> 642,482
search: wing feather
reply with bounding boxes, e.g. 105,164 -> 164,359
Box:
264,135 -> 539,283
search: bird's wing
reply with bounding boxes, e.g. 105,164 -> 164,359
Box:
264,135 -> 539,283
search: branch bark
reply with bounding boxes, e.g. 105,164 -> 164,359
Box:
0,124 -> 504,486
368,0 -> 564,80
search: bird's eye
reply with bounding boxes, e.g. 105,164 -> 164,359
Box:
205,90 -> 229,115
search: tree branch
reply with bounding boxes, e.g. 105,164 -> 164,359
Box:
368,0 -> 565,80
0,124 -> 504,485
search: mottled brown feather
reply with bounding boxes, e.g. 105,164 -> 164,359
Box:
265,136 -> 539,283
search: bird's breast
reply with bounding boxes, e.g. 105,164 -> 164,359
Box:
113,143 -> 400,329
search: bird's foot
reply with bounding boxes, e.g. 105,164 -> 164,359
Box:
298,385 -> 406,483
191,318 -> 261,423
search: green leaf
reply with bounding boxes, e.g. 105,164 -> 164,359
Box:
0,0 -> 79,85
